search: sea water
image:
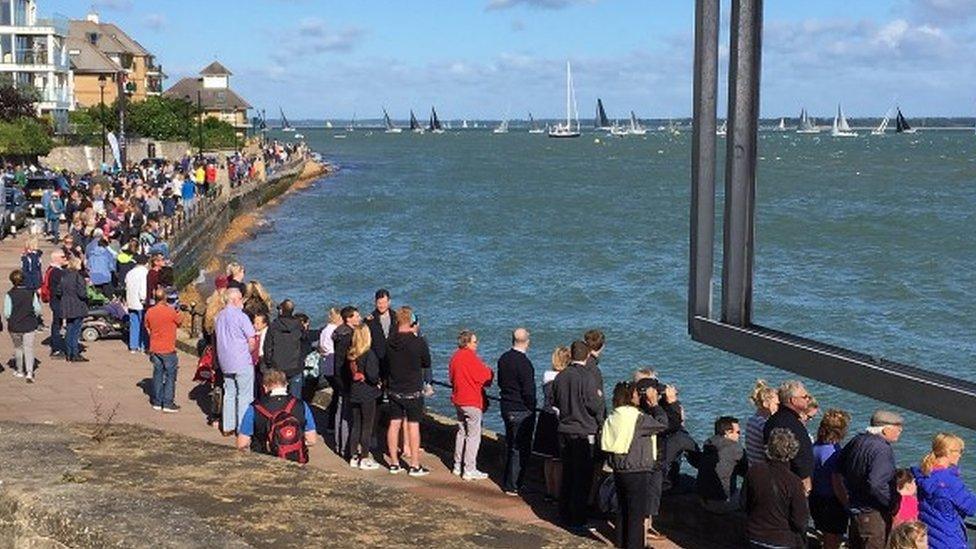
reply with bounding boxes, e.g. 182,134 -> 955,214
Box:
235,128 -> 975,477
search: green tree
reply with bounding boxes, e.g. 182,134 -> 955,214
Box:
0,78 -> 39,122
0,118 -> 53,156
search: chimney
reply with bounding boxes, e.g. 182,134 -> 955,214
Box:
86,11 -> 99,24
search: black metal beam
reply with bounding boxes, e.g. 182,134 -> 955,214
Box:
689,0 -> 720,330
691,317 -> 976,430
721,0 -> 763,326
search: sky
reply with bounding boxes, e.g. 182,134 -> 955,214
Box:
53,0 -> 976,119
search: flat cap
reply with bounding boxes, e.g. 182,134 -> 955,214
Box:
870,410 -> 904,427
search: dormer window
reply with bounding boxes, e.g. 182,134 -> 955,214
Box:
87,32 -> 98,45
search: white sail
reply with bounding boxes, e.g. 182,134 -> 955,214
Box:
716,120 -> 727,136
872,108 -> 891,135
777,118 -> 786,131
838,105 -> 853,132
831,104 -> 858,137
493,119 -> 509,134
549,61 -> 581,138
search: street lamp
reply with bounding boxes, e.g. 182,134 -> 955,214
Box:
98,75 -> 107,164
183,94 -> 191,145
196,89 -> 204,156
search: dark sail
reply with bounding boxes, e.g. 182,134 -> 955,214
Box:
279,107 -> 291,129
595,98 -> 610,129
410,110 -> 421,130
383,108 -> 394,130
895,108 -> 912,133
431,107 -> 443,130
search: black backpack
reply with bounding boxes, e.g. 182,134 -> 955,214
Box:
253,397 -> 307,464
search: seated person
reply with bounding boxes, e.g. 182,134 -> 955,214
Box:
696,415 -> 749,514
236,369 -> 317,463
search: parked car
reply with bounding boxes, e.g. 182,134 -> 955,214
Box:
24,175 -> 56,217
4,187 -> 28,236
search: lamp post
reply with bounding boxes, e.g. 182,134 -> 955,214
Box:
183,94 -> 191,146
196,90 -> 204,156
97,75 -> 107,164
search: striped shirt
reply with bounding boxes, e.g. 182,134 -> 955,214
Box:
745,412 -> 768,465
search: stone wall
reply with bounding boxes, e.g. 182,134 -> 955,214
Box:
40,139 -> 191,173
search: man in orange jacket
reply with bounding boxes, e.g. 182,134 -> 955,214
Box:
449,330 -> 494,481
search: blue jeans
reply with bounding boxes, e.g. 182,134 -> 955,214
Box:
150,352 -> 178,408
65,317 -> 83,358
287,374 -> 303,399
49,310 -> 65,354
127,309 -> 145,351
47,217 -> 60,238
502,411 -> 536,492
222,369 -> 255,433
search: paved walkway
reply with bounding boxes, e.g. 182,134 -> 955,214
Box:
0,232 -> 691,548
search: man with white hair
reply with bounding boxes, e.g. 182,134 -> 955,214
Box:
762,380 -> 815,491
215,287 -> 257,434
46,249 -> 66,358
497,327 -> 537,495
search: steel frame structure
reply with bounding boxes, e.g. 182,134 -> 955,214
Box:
688,0 -> 976,430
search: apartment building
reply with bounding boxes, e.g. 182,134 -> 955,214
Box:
0,0 -> 72,130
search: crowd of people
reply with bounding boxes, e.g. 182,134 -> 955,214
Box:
3,147 -> 974,549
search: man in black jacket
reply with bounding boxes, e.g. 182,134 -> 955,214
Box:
836,410 -> 904,549
47,250 -> 66,358
497,327 -> 536,495
763,380 -> 815,491
365,289 -> 397,380
263,299 -> 306,398
385,306 -> 432,477
552,340 -> 603,532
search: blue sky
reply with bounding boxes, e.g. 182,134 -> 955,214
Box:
54,0 -> 976,119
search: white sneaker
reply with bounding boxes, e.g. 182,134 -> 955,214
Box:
12,372 -> 24,378
358,458 -> 380,471
348,457 -> 361,469
452,465 -> 462,476
462,470 -> 489,481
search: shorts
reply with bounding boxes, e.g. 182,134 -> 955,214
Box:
810,493 -> 849,535
388,394 -> 424,422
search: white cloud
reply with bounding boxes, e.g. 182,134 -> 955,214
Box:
144,13 -> 166,31
486,0 -> 595,11
270,18 -> 366,65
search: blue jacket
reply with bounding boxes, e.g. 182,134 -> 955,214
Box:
86,245 -> 116,286
913,465 -> 976,549
838,431 -> 898,512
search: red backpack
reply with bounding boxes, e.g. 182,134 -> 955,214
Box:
253,398 -> 308,464
39,266 -> 55,303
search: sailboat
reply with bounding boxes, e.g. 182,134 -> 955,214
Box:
279,107 -> 294,132
796,108 -> 819,134
325,121 -> 333,129
528,113 -> 544,134
627,111 -> 647,136
493,118 -> 509,134
383,108 -> 402,133
428,107 -> 445,134
872,108 -> 891,135
549,61 -> 581,138
667,119 -> 681,137
595,98 -> 612,131
831,104 -> 858,137
609,121 -> 629,137
776,118 -> 786,131
461,120 -> 469,129
895,108 -> 916,134
409,110 -> 425,133
346,112 -> 356,132
716,120 -> 727,137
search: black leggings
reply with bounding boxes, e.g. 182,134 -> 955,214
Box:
615,471 -> 651,549
348,398 -> 376,459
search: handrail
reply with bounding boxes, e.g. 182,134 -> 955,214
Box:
428,379 -> 549,415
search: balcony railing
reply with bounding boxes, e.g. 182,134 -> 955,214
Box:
37,86 -> 71,106
34,15 -> 69,36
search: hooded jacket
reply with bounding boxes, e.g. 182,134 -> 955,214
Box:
386,331 -> 431,395
696,434 -> 749,502
912,465 -> 976,549
601,405 -> 666,473
263,314 -> 305,377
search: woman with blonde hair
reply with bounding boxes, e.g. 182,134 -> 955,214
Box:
202,287 -> 227,341
912,432 -> 976,549
745,379 -> 779,465
225,262 -> 246,293
887,521 -> 928,549
242,280 -> 272,320
346,324 -> 381,470
533,346 -> 571,501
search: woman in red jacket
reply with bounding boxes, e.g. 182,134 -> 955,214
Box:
449,330 -> 494,481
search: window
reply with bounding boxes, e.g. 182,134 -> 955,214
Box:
88,32 -> 98,45
687,0 -> 976,430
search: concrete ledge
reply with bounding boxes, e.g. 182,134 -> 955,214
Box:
0,422 -> 591,548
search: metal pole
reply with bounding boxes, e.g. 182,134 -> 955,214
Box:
117,72 -> 127,169
721,0 -> 763,326
99,86 -> 106,164
689,0 -> 720,331
197,90 -> 204,156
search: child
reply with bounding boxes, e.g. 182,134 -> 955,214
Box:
893,468 -> 919,526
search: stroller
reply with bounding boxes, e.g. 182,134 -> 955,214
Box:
81,299 -> 128,342
192,343 -> 223,426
